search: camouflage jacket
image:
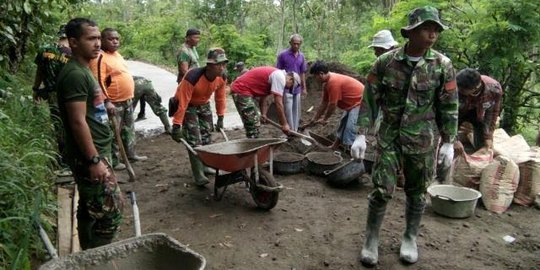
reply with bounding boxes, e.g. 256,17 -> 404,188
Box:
34,44 -> 71,91
357,45 -> 458,154
459,75 -> 503,140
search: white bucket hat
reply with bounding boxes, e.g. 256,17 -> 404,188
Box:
368,30 -> 399,49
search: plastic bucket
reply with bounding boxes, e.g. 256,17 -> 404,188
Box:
427,185 -> 482,219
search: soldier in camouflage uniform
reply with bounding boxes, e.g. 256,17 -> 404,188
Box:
132,76 -> 172,133
351,6 -> 458,266
56,18 -> 123,249
32,24 -> 72,175
171,48 -> 228,186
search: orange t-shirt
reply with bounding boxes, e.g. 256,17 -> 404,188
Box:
90,51 -> 134,102
323,72 -> 363,110
172,67 -> 227,125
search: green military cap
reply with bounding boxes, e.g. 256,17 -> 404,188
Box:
400,6 -> 448,38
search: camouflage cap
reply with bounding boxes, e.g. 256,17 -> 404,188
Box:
57,24 -> 67,39
400,6 -> 448,38
206,48 -> 228,64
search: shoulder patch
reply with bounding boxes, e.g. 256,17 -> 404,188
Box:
367,73 -> 378,84
444,80 -> 457,92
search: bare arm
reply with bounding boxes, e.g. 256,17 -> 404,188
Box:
178,61 -> 189,80
320,103 -> 337,123
301,73 -> 307,95
273,94 -> 290,133
65,101 -> 110,182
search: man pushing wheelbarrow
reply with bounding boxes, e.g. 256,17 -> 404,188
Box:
170,48 -> 228,186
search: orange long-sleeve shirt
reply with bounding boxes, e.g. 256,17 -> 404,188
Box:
89,50 -> 134,102
173,67 -> 227,125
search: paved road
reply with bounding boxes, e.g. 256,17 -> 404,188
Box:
126,60 -> 243,137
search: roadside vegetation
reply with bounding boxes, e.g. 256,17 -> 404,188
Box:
0,0 -> 538,268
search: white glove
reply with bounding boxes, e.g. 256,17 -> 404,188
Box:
437,142 -> 454,169
350,135 -> 367,160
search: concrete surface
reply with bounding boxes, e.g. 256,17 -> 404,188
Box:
126,61 -> 243,138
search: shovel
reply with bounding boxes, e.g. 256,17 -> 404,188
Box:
265,119 -> 317,145
110,116 -> 136,182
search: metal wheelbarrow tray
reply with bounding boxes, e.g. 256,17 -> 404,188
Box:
39,233 -> 206,270
184,138 -> 287,210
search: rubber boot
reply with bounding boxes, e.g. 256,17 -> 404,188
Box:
188,152 -> 210,186
159,113 -> 172,134
203,166 -> 216,175
400,196 -> 426,264
127,147 -> 148,162
360,196 -> 387,266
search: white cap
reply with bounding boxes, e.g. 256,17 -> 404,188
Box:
368,30 -> 399,49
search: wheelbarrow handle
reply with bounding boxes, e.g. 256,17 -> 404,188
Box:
180,138 -> 198,156
219,128 -> 229,141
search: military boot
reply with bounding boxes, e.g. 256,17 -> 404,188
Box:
360,196 -> 387,266
188,152 -> 210,186
400,196 -> 426,264
159,113 -> 172,134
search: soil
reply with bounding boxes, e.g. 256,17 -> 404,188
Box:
114,70 -> 540,270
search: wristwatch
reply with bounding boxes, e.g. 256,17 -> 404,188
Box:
88,155 -> 101,165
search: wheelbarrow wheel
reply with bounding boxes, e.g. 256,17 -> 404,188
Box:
250,169 -> 279,210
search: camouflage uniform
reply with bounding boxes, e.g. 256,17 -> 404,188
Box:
34,45 -> 71,163
111,99 -> 137,164
182,103 -> 214,146
357,46 -> 458,200
133,76 -> 168,116
231,93 -> 261,138
72,156 -> 123,249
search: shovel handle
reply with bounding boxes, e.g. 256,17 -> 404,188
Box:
266,119 -> 317,143
110,116 -> 136,182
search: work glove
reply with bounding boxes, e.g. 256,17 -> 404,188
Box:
350,135 -> 366,160
215,116 -> 224,131
437,142 -> 454,169
171,124 -> 183,143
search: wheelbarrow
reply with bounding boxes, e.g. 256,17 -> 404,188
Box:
181,137 -> 287,210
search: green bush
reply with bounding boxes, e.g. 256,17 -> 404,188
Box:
0,70 -> 57,269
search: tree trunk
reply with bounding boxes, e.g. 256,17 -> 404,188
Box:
276,0 -> 285,55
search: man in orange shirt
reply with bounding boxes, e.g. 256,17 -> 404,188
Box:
306,60 -> 364,149
171,48 -> 228,186
91,28 -> 147,170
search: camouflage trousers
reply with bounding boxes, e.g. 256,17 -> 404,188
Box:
232,93 -> 261,138
71,155 -> 123,250
111,99 -> 136,164
132,76 -> 167,116
182,103 -> 213,147
370,143 -> 435,202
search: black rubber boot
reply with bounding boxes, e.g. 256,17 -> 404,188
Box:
360,196 -> 387,266
400,196 -> 426,264
188,152 -> 210,186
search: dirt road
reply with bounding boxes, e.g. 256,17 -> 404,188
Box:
117,62 -> 540,269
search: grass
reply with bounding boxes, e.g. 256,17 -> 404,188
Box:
0,70 -> 58,270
